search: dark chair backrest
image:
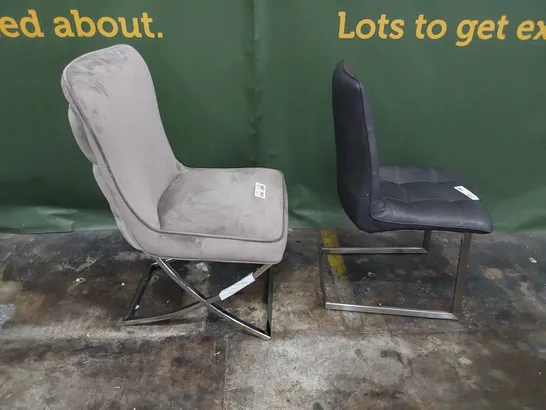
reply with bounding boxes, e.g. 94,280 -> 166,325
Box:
331,61 -> 381,230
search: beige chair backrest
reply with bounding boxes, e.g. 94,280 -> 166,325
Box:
61,44 -> 183,250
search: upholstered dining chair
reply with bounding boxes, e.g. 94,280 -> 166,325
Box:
60,44 -> 288,340
319,60 -> 493,320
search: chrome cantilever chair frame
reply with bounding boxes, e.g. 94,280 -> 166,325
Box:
319,230 -> 472,320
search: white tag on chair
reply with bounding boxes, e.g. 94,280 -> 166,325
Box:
219,273 -> 256,300
454,185 -> 479,200
255,182 -> 266,199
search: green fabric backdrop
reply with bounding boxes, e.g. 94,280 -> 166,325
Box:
1,0 -> 545,233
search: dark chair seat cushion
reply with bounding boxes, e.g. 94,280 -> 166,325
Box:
369,165 -> 493,234
332,60 -> 493,235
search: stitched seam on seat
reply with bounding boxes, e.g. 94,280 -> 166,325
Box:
402,186 -> 410,203
453,199 -> 467,230
381,197 -> 476,204
371,215 -> 491,232
431,167 -> 438,183
372,207 -> 491,232
380,178 -> 459,184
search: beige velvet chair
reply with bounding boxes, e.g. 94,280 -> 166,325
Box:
61,44 -> 288,340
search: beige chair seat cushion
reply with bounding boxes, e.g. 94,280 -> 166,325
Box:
158,168 -> 286,242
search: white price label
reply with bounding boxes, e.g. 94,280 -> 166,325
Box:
454,185 -> 479,200
219,274 -> 255,300
255,182 -> 266,199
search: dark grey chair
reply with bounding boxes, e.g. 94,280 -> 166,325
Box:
319,61 -> 493,320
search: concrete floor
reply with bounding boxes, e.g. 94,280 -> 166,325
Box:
0,228 -> 545,409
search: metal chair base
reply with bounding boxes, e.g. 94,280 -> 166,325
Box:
319,231 -> 472,320
122,258 -> 274,340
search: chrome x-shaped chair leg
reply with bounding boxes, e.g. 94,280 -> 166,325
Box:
122,258 -> 274,340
